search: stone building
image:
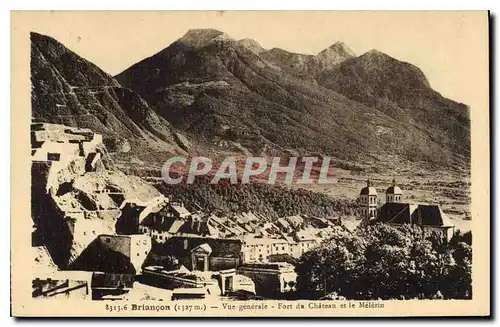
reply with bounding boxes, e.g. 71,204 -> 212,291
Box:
149,236 -> 243,272
359,179 -> 378,219
363,180 -> 456,241
238,262 -> 297,298
69,234 -> 152,274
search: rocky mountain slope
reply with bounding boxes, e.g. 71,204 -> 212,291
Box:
317,50 -> 470,158
237,38 -> 267,54
31,30 -> 470,171
116,29 -> 470,169
31,32 -> 186,166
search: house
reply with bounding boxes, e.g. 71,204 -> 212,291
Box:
116,202 -> 147,235
276,218 -> 292,233
209,215 -> 241,238
69,234 -> 152,274
116,195 -> 169,235
133,199 -> 196,241
242,227 -> 327,262
309,217 -> 330,229
139,200 -> 190,231
180,214 -> 219,236
167,202 -> 191,219
285,215 -> 304,229
291,229 -> 318,257
242,236 -> 291,263
150,236 -> 243,272
141,211 -> 222,242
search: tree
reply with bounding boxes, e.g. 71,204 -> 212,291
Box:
295,227 -> 365,298
441,241 -> 472,299
294,223 -> 472,300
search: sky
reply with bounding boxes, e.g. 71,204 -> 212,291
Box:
18,11 -> 489,111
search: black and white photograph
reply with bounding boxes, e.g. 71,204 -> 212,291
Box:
10,10 -> 490,317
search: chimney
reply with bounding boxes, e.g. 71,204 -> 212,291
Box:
193,218 -> 200,234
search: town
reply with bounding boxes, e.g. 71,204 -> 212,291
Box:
31,123 -> 456,301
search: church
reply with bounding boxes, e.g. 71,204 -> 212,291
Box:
359,179 -> 455,240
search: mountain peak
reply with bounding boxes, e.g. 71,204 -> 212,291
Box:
317,41 -> 355,67
237,38 -> 266,54
31,31 -> 118,87
325,41 -> 356,56
364,49 -> 389,58
31,31 -> 53,43
179,29 -> 233,49
183,28 -> 225,37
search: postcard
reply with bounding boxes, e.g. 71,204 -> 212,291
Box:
11,10 -> 490,317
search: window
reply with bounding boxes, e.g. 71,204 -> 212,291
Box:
282,246 -> 285,251
47,153 -> 61,161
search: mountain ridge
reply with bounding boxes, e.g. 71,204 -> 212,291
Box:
115,29 -> 469,169
30,30 -> 469,172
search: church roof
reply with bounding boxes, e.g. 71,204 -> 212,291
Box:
385,178 -> 403,194
418,205 -> 454,227
376,203 -> 417,224
360,179 -> 377,195
385,185 -> 402,194
360,186 -> 377,195
375,203 -> 454,227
